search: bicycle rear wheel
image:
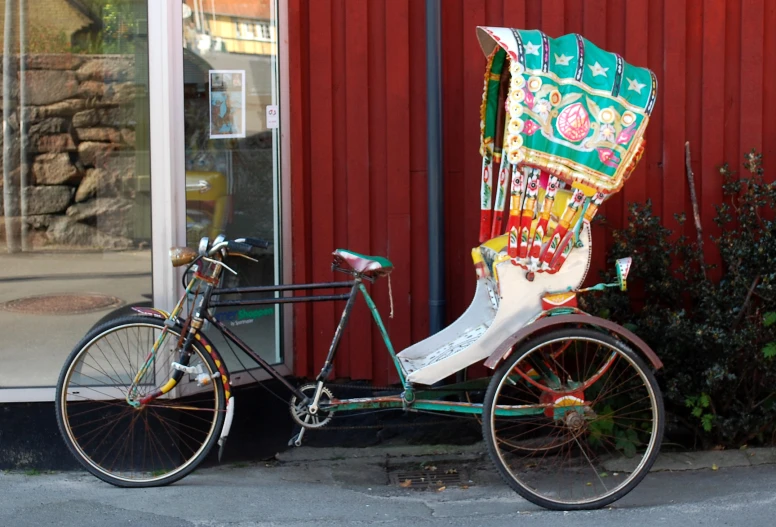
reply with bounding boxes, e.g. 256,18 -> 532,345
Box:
483,328 -> 663,510
55,316 -> 225,487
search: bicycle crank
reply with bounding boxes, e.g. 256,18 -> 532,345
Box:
290,384 -> 334,429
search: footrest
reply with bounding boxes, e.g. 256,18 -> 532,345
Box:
401,324 -> 488,374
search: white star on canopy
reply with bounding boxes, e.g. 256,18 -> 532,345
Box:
554,53 -> 573,66
588,61 -> 608,77
524,41 -> 540,56
627,77 -> 647,94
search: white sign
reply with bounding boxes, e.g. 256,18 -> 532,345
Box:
266,105 -> 279,129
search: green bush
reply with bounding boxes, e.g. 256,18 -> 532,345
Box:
580,151 -> 776,448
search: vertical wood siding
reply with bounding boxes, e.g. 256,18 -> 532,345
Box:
288,0 -> 776,385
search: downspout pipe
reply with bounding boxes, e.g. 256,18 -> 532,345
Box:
425,0 -> 445,335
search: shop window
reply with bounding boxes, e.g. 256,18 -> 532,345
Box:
0,0 -> 153,391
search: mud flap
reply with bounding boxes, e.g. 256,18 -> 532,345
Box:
218,396 -> 235,462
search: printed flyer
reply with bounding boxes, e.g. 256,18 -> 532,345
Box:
209,70 -> 246,138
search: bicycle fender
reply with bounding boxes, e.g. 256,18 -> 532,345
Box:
482,314 -> 663,371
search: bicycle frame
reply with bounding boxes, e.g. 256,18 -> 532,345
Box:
207,277 -> 557,418
131,258 -> 570,420
208,279 -> 406,393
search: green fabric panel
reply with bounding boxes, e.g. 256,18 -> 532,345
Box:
547,33 -> 578,77
513,29 -> 655,189
620,61 -> 653,108
483,48 -> 507,151
579,37 -> 617,92
478,28 -> 656,192
520,30 -> 544,71
336,249 -> 393,268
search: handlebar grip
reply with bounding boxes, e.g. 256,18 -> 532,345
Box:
226,240 -> 254,255
235,237 -> 271,249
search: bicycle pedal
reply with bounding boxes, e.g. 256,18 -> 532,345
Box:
288,427 -> 306,448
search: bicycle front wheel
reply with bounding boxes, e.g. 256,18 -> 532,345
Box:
55,316 -> 226,487
483,328 -> 664,510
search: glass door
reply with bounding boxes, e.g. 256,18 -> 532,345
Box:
181,0 -> 282,376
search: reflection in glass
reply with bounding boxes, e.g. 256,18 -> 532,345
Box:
0,0 -> 152,389
182,0 -> 282,370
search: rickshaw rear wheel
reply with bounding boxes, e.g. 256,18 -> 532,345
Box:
482,327 -> 664,510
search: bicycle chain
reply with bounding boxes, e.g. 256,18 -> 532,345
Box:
315,419 -> 459,431
302,383 -> 476,431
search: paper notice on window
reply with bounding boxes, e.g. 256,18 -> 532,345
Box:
209,70 -> 246,139
266,105 -> 279,129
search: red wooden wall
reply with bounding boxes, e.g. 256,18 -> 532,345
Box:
288,0 -> 776,385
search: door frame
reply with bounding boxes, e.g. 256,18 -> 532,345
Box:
149,0 -> 293,384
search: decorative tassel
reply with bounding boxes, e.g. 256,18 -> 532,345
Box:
388,275 -> 394,319
479,158 -> 494,243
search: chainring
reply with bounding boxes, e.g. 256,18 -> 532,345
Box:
290,384 -> 334,429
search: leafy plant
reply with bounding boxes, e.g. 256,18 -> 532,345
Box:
581,150 -> 776,448
75,1 -> 144,54
685,393 -> 714,432
763,313 -> 776,359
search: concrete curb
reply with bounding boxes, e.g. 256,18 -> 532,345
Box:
648,447 -> 776,471
275,442 -> 776,472
275,443 -> 486,464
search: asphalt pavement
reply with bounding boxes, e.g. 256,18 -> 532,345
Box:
1,444 -> 775,526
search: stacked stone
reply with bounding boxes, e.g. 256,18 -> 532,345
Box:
2,53 -> 139,249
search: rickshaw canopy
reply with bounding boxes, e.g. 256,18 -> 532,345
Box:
476,27 -> 656,195
472,27 -> 657,274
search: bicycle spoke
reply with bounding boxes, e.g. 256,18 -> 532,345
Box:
486,330 -> 662,509
58,320 -> 223,485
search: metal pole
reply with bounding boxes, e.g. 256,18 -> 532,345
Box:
3,0 -> 21,252
19,0 -> 29,251
425,0 -> 445,334
193,0 -> 202,31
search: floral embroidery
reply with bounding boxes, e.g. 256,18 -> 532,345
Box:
597,147 -> 620,168
523,120 -> 540,135
524,88 -> 534,109
556,103 -> 591,142
598,107 -> 615,124
599,124 -> 615,142
616,125 -> 636,145
533,99 -> 551,116
527,76 -> 543,92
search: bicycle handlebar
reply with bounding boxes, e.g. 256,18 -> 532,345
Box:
225,240 -> 254,256
235,237 -> 271,249
205,236 -> 272,258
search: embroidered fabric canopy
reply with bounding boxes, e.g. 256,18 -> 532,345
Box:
475,27 -> 657,273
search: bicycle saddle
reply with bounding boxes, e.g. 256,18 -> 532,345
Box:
332,249 -> 394,277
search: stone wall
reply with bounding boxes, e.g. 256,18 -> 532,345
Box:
1,53 -> 144,249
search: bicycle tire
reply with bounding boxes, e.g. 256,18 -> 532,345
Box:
482,327 -> 664,510
55,315 -> 226,487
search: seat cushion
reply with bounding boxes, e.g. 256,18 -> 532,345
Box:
333,249 -> 394,276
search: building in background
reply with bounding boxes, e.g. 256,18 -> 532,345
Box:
183,0 -> 275,55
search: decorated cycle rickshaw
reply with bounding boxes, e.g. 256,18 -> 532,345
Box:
56,28 -> 663,511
